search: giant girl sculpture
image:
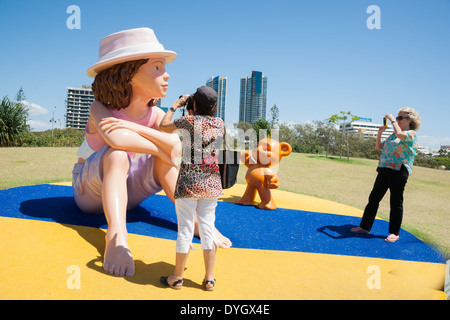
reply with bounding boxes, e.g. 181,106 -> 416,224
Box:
72,28 -> 230,277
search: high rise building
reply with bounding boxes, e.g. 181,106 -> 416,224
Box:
206,76 -> 227,122
65,85 -> 95,130
239,71 -> 267,124
156,99 -> 169,113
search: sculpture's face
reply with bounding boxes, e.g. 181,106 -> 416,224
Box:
131,58 -> 170,99
253,138 -> 279,167
252,138 -> 292,167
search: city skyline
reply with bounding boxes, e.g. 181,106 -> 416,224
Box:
239,71 -> 268,124
1,1 -> 449,149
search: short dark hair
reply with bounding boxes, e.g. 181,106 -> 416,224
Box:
192,86 -> 218,116
194,98 -> 217,116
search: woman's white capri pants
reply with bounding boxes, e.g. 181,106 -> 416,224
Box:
175,197 -> 219,253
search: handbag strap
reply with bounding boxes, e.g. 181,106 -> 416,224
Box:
221,125 -> 227,187
222,125 -> 227,150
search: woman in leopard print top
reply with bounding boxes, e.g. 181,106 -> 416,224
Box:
173,114 -> 224,198
159,86 -> 224,291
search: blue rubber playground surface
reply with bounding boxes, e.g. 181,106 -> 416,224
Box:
0,183 -> 447,299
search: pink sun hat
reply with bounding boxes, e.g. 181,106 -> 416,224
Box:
87,27 -> 177,78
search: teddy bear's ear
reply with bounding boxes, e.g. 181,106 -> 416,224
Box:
280,142 -> 292,158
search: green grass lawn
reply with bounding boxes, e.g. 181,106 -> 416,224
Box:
1,147 -> 449,255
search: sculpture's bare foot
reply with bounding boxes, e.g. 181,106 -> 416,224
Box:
237,197 -> 254,206
215,228 -> 232,249
103,231 -> 135,276
257,202 -> 277,210
194,221 -> 232,249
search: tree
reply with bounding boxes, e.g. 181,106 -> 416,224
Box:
329,111 -> 360,161
324,114 -> 339,157
0,96 -> 29,146
438,148 -> 450,158
252,118 -> 272,141
234,121 -> 253,132
268,104 -> 279,127
15,86 -> 26,103
278,122 -> 298,147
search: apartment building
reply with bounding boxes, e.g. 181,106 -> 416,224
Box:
65,85 -> 95,130
340,120 -> 394,140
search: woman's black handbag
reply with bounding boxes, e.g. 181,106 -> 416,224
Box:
218,129 -> 240,189
219,149 -> 240,189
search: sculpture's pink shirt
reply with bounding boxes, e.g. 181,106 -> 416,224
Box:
85,107 -> 158,158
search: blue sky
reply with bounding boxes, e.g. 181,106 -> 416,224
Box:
1,0 -> 449,149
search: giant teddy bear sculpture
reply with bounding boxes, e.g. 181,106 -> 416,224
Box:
238,138 -> 292,210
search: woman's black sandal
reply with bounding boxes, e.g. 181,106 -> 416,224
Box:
203,278 -> 216,291
160,276 -> 183,289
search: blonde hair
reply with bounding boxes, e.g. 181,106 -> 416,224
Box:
398,107 -> 421,130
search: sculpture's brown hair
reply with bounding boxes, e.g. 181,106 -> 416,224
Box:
91,59 -> 157,110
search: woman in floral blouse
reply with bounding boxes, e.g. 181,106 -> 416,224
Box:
158,86 -> 224,290
351,107 -> 421,243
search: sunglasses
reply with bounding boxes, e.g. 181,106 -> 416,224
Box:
396,115 -> 409,121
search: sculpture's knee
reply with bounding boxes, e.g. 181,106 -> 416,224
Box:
103,148 -> 130,171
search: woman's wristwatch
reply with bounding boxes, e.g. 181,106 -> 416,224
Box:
169,107 -> 176,112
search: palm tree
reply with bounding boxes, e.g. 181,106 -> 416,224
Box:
0,96 -> 29,146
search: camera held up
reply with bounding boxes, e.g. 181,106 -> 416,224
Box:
179,94 -> 194,116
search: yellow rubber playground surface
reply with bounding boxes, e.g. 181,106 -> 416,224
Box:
0,183 -> 447,300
